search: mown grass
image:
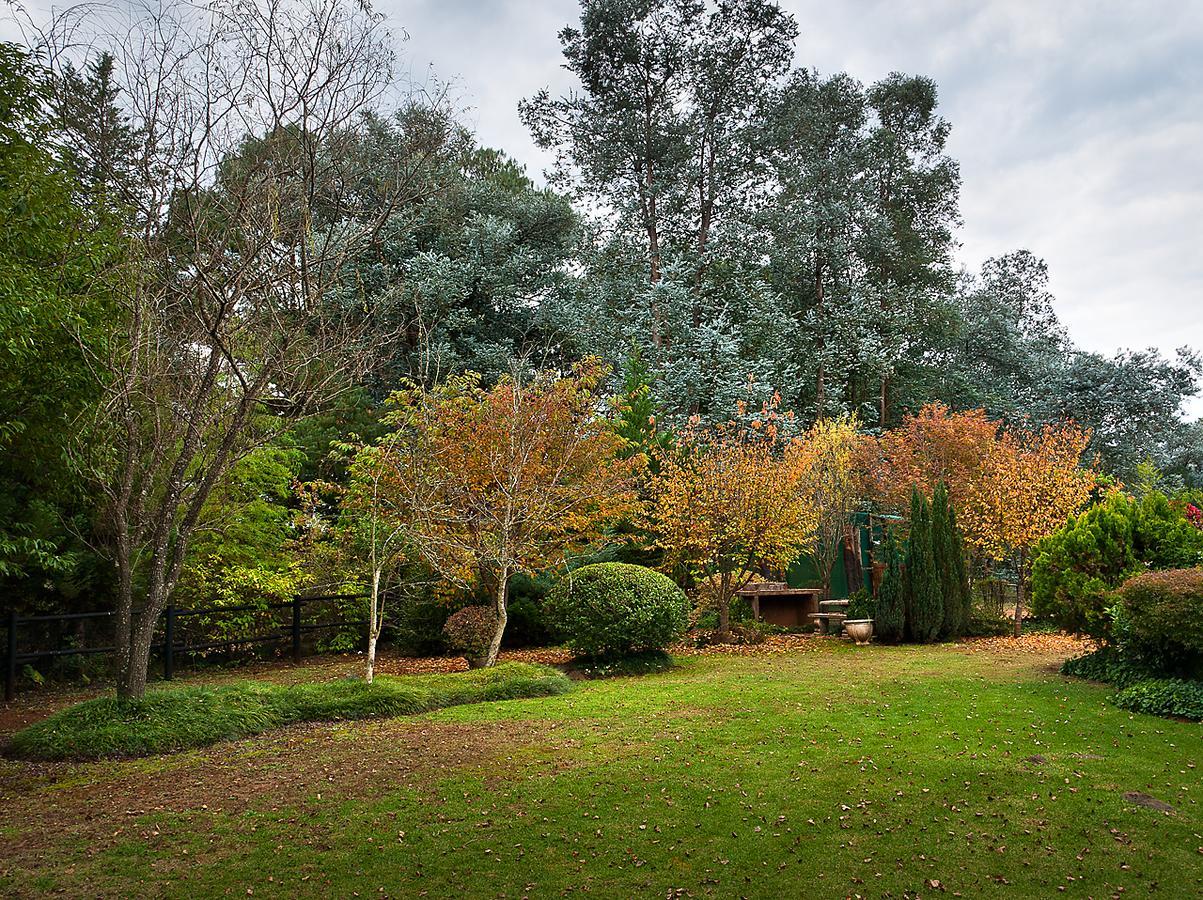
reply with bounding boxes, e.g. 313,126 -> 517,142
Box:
3,642 -> 1201,898
6,662 -> 570,760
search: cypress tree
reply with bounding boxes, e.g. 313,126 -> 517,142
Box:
933,482 -> 958,637
874,528 -> 905,642
902,488 -> 921,640
905,487 -> 942,643
948,501 -> 973,632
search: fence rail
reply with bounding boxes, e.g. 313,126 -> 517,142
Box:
4,593 -> 368,702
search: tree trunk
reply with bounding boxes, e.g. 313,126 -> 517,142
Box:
485,568 -> 509,667
717,571 -> 731,636
118,601 -> 161,699
366,567 -> 382,684
815,264 -> 826,417
879,374 -> 889,428
113,570 -> 134,699
1013,551 -> 1026,637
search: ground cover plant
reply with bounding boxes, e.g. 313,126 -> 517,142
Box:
7,663 -> 569,760
1,637 -> 1200,898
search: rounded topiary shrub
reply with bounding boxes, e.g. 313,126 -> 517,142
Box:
545,562 -> 688,658
443,606 -> 497,668
1118,568 -> 1203,678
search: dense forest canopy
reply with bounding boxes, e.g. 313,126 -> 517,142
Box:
1,0 -> 1200,636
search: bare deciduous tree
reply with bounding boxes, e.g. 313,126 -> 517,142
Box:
37,0 -> 448,698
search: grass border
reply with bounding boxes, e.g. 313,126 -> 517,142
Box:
6,662 -> 571,761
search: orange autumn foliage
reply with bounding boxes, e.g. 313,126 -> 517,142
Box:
381,359 -> 641,664
867,404 -> 1098,635
863,402 -> 1000,513
959,422 -> 1097,634
651,404 -> 818,633
788,416 -> 868,599
959,422 -> 1097,564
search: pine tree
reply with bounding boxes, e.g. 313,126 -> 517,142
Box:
54,52 -> 140,208
614,344 -> 672,469
905,486 -> 942,642
874,527 -> 905,642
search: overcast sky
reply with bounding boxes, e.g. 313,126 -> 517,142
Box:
388,0 -> 1203,417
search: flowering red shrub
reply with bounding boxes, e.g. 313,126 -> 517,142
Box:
1186,503 -> 1203,530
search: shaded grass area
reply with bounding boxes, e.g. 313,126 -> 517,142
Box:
569,648 -> 677,678
6,663 -> 570,760
2,642 -> 1201,898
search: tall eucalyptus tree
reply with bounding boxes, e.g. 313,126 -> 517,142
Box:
522,0 -> 798,419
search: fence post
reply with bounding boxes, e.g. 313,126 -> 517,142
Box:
5,609 -> 16,702
164,604 -> 175,681
292,596 -> 302,663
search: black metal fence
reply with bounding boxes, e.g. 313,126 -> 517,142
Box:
4,593 -> 367,701
974,577 -> 1020,617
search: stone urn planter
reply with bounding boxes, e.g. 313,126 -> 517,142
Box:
844,619 -> 874,646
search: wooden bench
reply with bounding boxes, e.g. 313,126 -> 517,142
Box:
808,612 -> 847,635
736,582 -> 822,628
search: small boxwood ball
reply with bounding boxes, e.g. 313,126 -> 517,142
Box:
546,562 -> 688,658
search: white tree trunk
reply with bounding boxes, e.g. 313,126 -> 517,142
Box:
485,569 -> 509,667
366,567 -> 382,684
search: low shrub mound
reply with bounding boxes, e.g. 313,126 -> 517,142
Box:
1113,678 -> 1203,720
443,605 -> 498,667
546,562 -> 688,658
1118,567 -> 1203,678
7,662 -> 571,761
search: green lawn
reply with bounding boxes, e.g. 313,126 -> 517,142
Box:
2,639 -> 1200,897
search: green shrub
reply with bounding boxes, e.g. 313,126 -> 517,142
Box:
442,606 -> 497,664
933,486 -> 972,640
874,529 -> 905,642
7,663 -> 571,761
1061,647 -> 1113,682
845,588 -> 873,620
1118,568 -> 1203,678
391,592 -> 454,655
1112,678 -> 1203,720
932,483 -> 968,638
503,573 -> 553,648
947,502 -> 973,634
1031,491 -> 1203,639
572,650 -> 675,678
905,488 -> 943,643
545,562 -> 688,658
